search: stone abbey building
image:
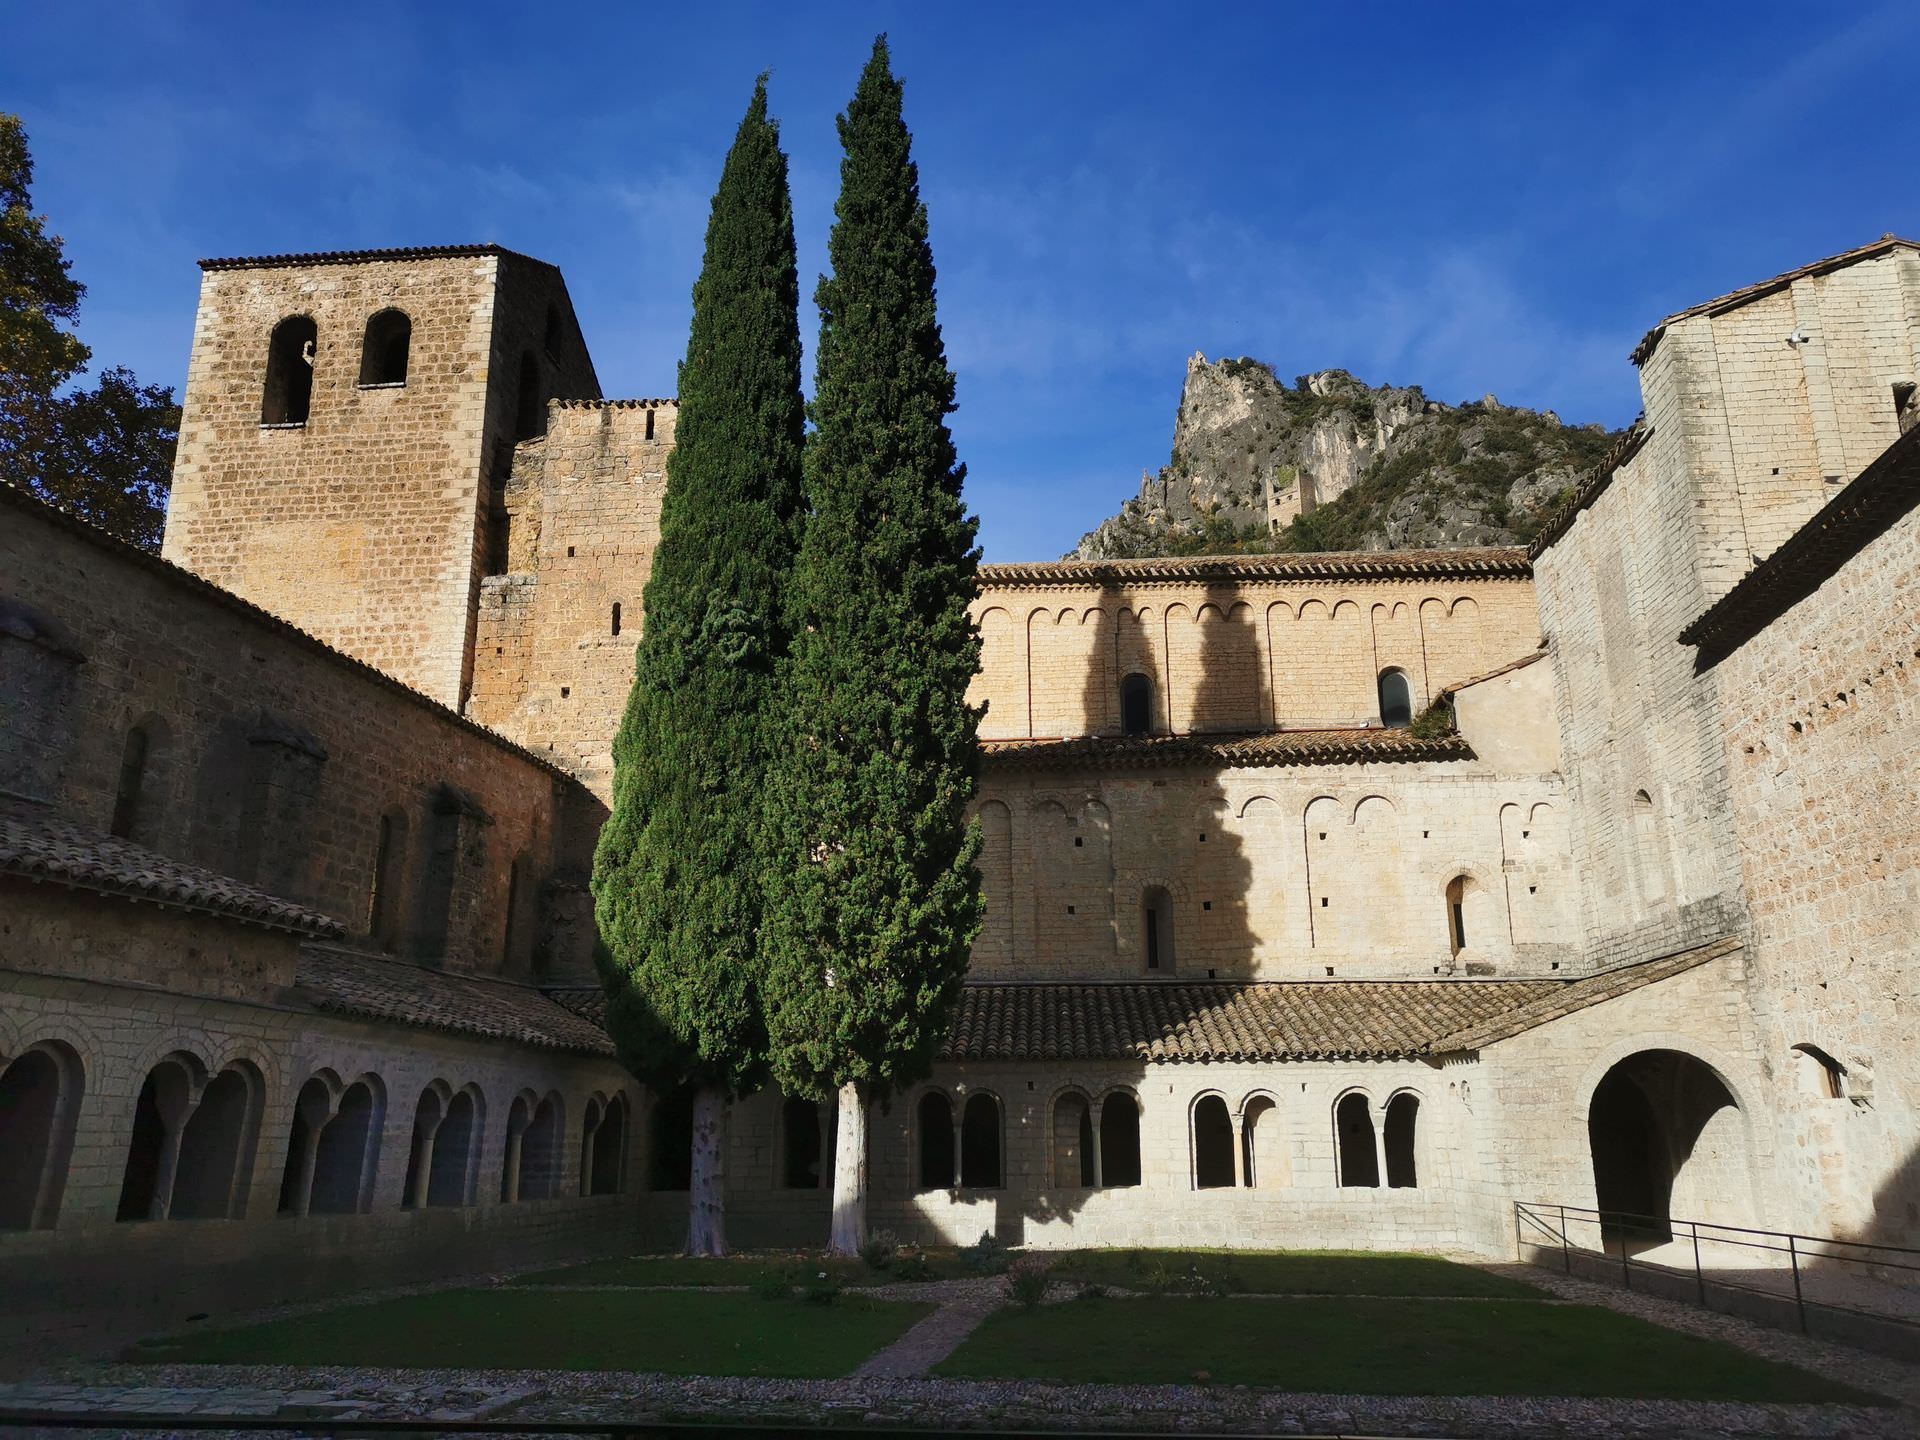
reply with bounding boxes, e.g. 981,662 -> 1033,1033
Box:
2,234 -> 1917,1343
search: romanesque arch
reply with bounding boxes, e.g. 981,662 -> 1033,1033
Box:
1587,1048 -> 1751,1247
1051,1088 -> 1095,1188
1384,1091 -> 1420,1189
170,1060 -> 263,1220
0,1040 -> 84,1230
917,1089 -> 955,1190
1241,1091 -> 1284,1188
426,1085 -> 482,1207
1097,1088 -> 1142,1187
1191,1092 -> 1235,1189
1335,1090 -> 1379,1188
960,1091 -> 1003,1188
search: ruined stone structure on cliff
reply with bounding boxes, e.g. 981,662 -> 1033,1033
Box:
3,234 -> 1917,1344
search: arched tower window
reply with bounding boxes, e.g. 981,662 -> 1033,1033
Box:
1120,673 -> 1153,736
1141,885 -> 1174,974
110,717 -> 168,844
1446,875 -> 1470,954
358,309 -> 411,386
1377,668 -> 1413,729
261,317 -> 317,426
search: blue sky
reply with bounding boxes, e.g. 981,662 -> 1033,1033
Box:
8,2 -> 1914,560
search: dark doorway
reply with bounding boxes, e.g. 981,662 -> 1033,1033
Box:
960,1093 -> 1001,1188
917,1091 -> 954,1190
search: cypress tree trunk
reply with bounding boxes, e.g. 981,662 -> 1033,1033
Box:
687,1084 -> 729,1257
761,37 -> 983,1254
828,1081 -> 868,1256
592,76 -> 804,1264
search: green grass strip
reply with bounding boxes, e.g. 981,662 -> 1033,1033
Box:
1045,1248 -> 1542,1298
937,1295 -> 1884,1403
129,1288 -> 933,1377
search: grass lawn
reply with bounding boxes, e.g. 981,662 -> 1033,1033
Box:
1046,1248 -> 1541,1298
127,1289 -> 933,1377
937,1295 -> 1883,1404
509,1249 -> 975,1288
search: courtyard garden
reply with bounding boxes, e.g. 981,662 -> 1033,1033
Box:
119,1247 -> 1886,1407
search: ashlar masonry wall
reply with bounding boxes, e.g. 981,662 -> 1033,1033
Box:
469,400 -> 677,804
1710,499 -> 1920,1247
162,250 -> 600,708
971,568 -> 1539,740
972,756 -> 1576,982
2,494 -> 589,979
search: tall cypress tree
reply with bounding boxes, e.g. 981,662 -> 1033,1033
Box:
592,77 -> 804,1256
762,37 -> 983,1255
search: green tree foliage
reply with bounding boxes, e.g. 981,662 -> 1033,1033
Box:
0,113 -> 177,550
761,38 -> 984,1244
591,77 -> 804,1106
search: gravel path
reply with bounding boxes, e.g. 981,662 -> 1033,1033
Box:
0,1364 -> 1909,1440
849,1277 -> 1005,1377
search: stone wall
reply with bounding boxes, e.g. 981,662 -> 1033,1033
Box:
1,491 -> 591,977
972,756 -> 1575,982
972,570 -> 1539,740
161,249 -> 600,709
1645,245 -> 1920,600
469,400 -> 676,804
1709,496 -> 1920,1246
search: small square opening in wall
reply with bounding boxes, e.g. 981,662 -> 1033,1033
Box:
1318,831 -> 1327,840
1423,830 -> 1430,838
1319,896 -> 1328,907
1206,968 -> 1216,979
1522,830 -> 1530,839
1324,966 -> 1334,976
1528,885 -> 1537,894
1198,833 -> 1207,842
1073,837 -> 1082,847
560,686 -> 570,698
1551,961 -> 1561,971
1066,905 -> 1075,915
1202,900 -> 1212,911
566,545 -> 575,557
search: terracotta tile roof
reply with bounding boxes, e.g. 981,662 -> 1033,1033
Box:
1437,648 -> 1547,698
198,243 -> 557,273
1631,235 -> 1918,367
1679,426 -> 1920,661
0,808 -> 342,937
456,944 -> 1734,1065
983,727 -> 1473,771
0,482 -> 579,786
980,548 -> 1531,589
296,946 -> 616,1056
545,985 -> 609,1029
551,397 -> 677,410
942,979 -> 1562,1063
1527,421 -> 1652,559
1428,938 -> 1742,1052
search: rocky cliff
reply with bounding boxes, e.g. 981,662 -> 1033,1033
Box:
1074,354 -> 1620,559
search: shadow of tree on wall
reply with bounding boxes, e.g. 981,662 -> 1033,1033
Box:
983,583 -> 1258,1240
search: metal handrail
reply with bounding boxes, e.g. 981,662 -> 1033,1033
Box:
1515,1199 -> 1920,1336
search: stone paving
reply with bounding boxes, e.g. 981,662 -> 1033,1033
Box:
0,1259 -> 1914,1439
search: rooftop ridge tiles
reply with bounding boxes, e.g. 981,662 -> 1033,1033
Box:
1527,420 -> 1653,559
982,727 -> 1474,771
198,242 -> 559,273
1630,235 -> 1919,367
979,548 -> 1531,586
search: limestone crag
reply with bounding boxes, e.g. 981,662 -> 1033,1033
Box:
1075,354 -> 1619,558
